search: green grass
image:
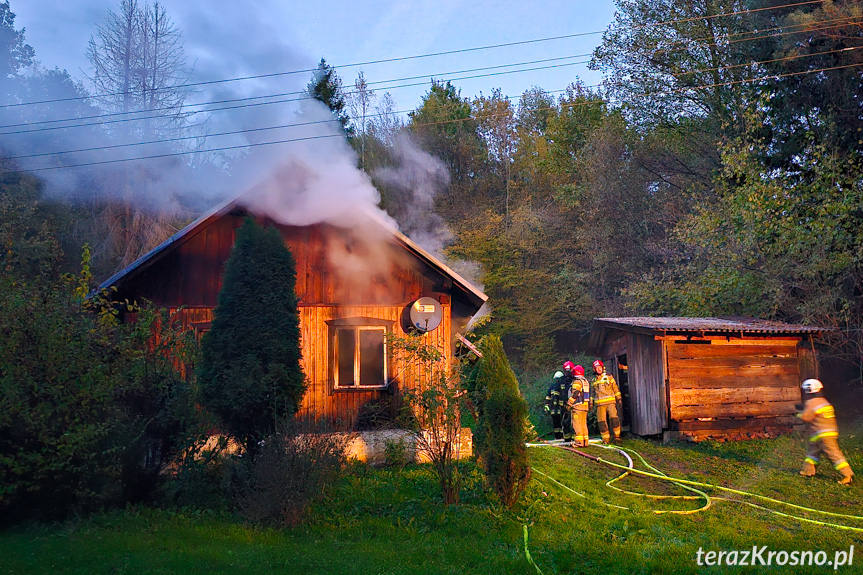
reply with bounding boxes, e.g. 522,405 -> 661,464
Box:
2,433 -> 862,574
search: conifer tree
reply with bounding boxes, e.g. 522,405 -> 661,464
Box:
471,335 -> 531,508
307,57 -> 353,136
197,218 -> 305,457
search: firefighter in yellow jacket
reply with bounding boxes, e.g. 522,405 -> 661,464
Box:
566,365 -> 591,447
797,378 -> 854,485
592,359 -> 622,443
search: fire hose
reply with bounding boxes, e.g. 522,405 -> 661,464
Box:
526,440 -> 863,532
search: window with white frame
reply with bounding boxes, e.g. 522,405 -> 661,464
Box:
328,319 -> 391,389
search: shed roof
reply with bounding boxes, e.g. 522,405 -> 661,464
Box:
588,316 -> 826,353
594,317 -> 825,335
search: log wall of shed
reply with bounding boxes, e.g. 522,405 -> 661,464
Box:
666,340 -> 802,422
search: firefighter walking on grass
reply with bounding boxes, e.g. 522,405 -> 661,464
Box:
592,359 -> 622,443
566,365 -> 591,447
797,378 -> 854,485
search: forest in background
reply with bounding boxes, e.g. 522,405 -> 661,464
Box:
3,0 -> 863,374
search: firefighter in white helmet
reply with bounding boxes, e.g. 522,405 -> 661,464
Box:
797,378 -> 854,485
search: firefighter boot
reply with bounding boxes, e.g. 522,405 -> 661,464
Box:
836,461 -> 854,485
598,420 -> 610,443
799,457 -> 817,477
610,417 -> 622,442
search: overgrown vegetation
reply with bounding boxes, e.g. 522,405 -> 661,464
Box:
2,434 -> 861,574
0,182 -> 202,520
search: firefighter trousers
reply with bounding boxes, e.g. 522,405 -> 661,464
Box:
551,414 -> 563,440
596,402 -> 621,442
571,407 -> 589,447
802,436 -> 854,479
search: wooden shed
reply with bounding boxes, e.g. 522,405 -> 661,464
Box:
99,199 -> 487,430
587,317 -> 825,441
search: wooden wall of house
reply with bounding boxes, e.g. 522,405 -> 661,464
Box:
665,338 -> 802,438
170,303 -> 452,430
117,213 -> 439,309
628,333 -> 666,436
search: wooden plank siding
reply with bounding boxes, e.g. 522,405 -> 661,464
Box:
666,342 -> 802,423
118,209 -> 464,432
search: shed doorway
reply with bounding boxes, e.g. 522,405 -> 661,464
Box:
614,354 -> 631,431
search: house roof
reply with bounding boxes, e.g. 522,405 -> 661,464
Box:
588,316 -> 826,353
97,198 -> 488,310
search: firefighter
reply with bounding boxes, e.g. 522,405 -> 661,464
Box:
544,371 -> 566,439
566,365 -> 591,447
797,378 -> 854,485
559,361 -> 577,442
592,359 -> 622,443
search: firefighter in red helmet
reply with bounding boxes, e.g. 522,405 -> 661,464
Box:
592,359 -> 622,443
566,364 -> 591,447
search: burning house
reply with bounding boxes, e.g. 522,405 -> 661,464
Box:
99,197 -> 487,431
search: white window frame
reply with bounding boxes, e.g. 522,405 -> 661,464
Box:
327,318 -> 392,391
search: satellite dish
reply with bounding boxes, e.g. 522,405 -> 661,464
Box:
409,297 -> 443,333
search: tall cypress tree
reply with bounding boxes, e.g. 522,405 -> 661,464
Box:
472,335 -> 531,508
197,218 -> 305,456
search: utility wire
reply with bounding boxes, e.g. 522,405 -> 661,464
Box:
1,15 -> 853,137
12,60 -> 862,174
5,44 -> 859,163
0,0 -> 828,110
0,53 -> 593,132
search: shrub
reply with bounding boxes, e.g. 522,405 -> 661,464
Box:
472,335 -> 531,508
235,426 -> 347,526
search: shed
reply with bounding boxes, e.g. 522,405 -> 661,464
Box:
99,199 -> 487,430
587,317 -> 825,441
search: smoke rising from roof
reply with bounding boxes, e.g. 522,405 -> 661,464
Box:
3,0 -> 484,299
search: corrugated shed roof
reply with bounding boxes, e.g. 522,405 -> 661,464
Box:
594,317 -> 825,334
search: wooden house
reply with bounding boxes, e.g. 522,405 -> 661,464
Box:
99,199 -> 487,430
587,317 -> 825,441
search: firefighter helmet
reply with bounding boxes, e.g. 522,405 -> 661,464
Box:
801,378 -> 824,394
563,361 -> 576,372
574,365 -> 585,376
553,370 -> 564,379
593,359 -> 604,371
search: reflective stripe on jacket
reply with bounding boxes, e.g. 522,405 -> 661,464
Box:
798,397 -> 838,442
593,373 -> 621,405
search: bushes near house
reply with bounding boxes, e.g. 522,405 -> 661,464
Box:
471,335 -> 531,508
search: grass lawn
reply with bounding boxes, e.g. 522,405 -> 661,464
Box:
2,432 -> 862,574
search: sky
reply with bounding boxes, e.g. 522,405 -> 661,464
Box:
12,0 -> 619,116
5,0 -> 619,271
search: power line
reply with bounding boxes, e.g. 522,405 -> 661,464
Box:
0,53 -> 593,132
2,14 -> 851,137
0,0 -> 828,110
13,60 -> 861,174
8,43 -> 860,163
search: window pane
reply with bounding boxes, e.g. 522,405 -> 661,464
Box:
359,329 -> 385,386
337,328 -> 356,386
